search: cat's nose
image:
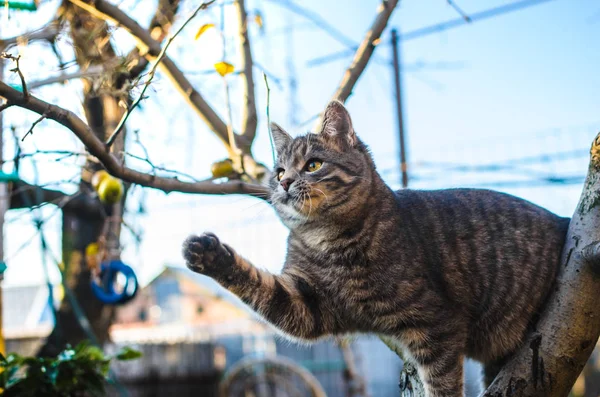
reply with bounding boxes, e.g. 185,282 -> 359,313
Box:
280,178 -> 295,192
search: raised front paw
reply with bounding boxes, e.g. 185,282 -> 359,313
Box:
182,233 -> 235,277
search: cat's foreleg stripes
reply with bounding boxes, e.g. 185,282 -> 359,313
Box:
414,349 -> 465,397
183,233 -> 331,340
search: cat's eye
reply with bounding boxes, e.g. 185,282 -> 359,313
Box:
276,169 -> 285,181
306,160 -> 323,173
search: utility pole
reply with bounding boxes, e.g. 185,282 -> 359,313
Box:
391,28 -> 408,188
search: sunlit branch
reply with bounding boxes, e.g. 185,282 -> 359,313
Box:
0,22 -> 60,51
331,0 -> 399,104
104,0 -> 217,147
127,0 -> 181,80
27,66 -> 105,90
235,0 -> 258,144
67,0 -> 251,156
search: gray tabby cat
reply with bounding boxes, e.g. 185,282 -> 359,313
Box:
182,101 -> 570,397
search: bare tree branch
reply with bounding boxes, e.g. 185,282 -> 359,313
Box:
0,82 -> 269,197
27,66 -> 105,90
8,180 -> 104,217
105,0 -> 217,147
483,134 -> 600,396
126,0 -> 181,80
1,53 -> 29,98
67,0 -> 253,156
447,0 -> 472,22
0,22 -> 60,51
235,0 -> 258,141
21,113 -> 46,141
331,0 -> 399,103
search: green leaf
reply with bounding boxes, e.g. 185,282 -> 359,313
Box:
0,342 -> 127,395
115,347 -> 142,361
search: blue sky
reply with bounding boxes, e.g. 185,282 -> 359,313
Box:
1,0 -> 599,287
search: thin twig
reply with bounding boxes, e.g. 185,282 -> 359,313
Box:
254,62 -> 283,89
263,73 -> 276,165
121,219 -> 143,244
447,0 -> 471,22
22,114 -> 46,141
0,22 -> 60,51
1,52 -> 29,98
67,0 -> 238,153
124,152 -> 201,182
103,0 -> 217,147
27,66 -> 105,90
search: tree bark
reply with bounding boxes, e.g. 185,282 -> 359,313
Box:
38,1 -> 127,356
483,133 -> 600,396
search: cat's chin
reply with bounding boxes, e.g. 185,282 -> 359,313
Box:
274,203 -> 310,228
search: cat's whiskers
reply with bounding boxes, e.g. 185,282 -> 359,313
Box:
292,191 -> 304,213
306,190 -> 314,218
312,187 -> 329,203
314,176 -> 330,184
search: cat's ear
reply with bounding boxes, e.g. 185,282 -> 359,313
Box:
270,122 -> 292,154
319,100 -> 357,149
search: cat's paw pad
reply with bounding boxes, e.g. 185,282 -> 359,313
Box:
182,233 -> 234,275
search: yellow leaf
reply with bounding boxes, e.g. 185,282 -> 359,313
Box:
254,13 -> 264,29
195,23 -> 215,40
214,61 -> 235,77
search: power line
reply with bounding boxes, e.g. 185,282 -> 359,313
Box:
402,0 -> 554,41
307,0 -> 555,67
416,149 -> 588,171
264,0 -> 357,49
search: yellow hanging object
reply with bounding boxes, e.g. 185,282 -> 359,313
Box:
211,159 -> 234,178
91,170 -> 109,191
97,177 -> 124,204
214,61 -> 235,77
86,243 -> 99,257
254,13 -> 264,29
194,23 -> 215,40
86,243 -> 100,270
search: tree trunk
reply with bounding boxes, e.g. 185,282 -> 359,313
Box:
483,134 -> 600,396
38,2 -> 128,356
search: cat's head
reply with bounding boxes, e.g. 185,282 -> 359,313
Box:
268,100 -> 375,228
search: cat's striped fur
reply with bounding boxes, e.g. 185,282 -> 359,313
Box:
183,101 -> 570,397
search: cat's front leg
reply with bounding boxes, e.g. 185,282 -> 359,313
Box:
413,347 -> 465,397
183,233 -> 333,341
